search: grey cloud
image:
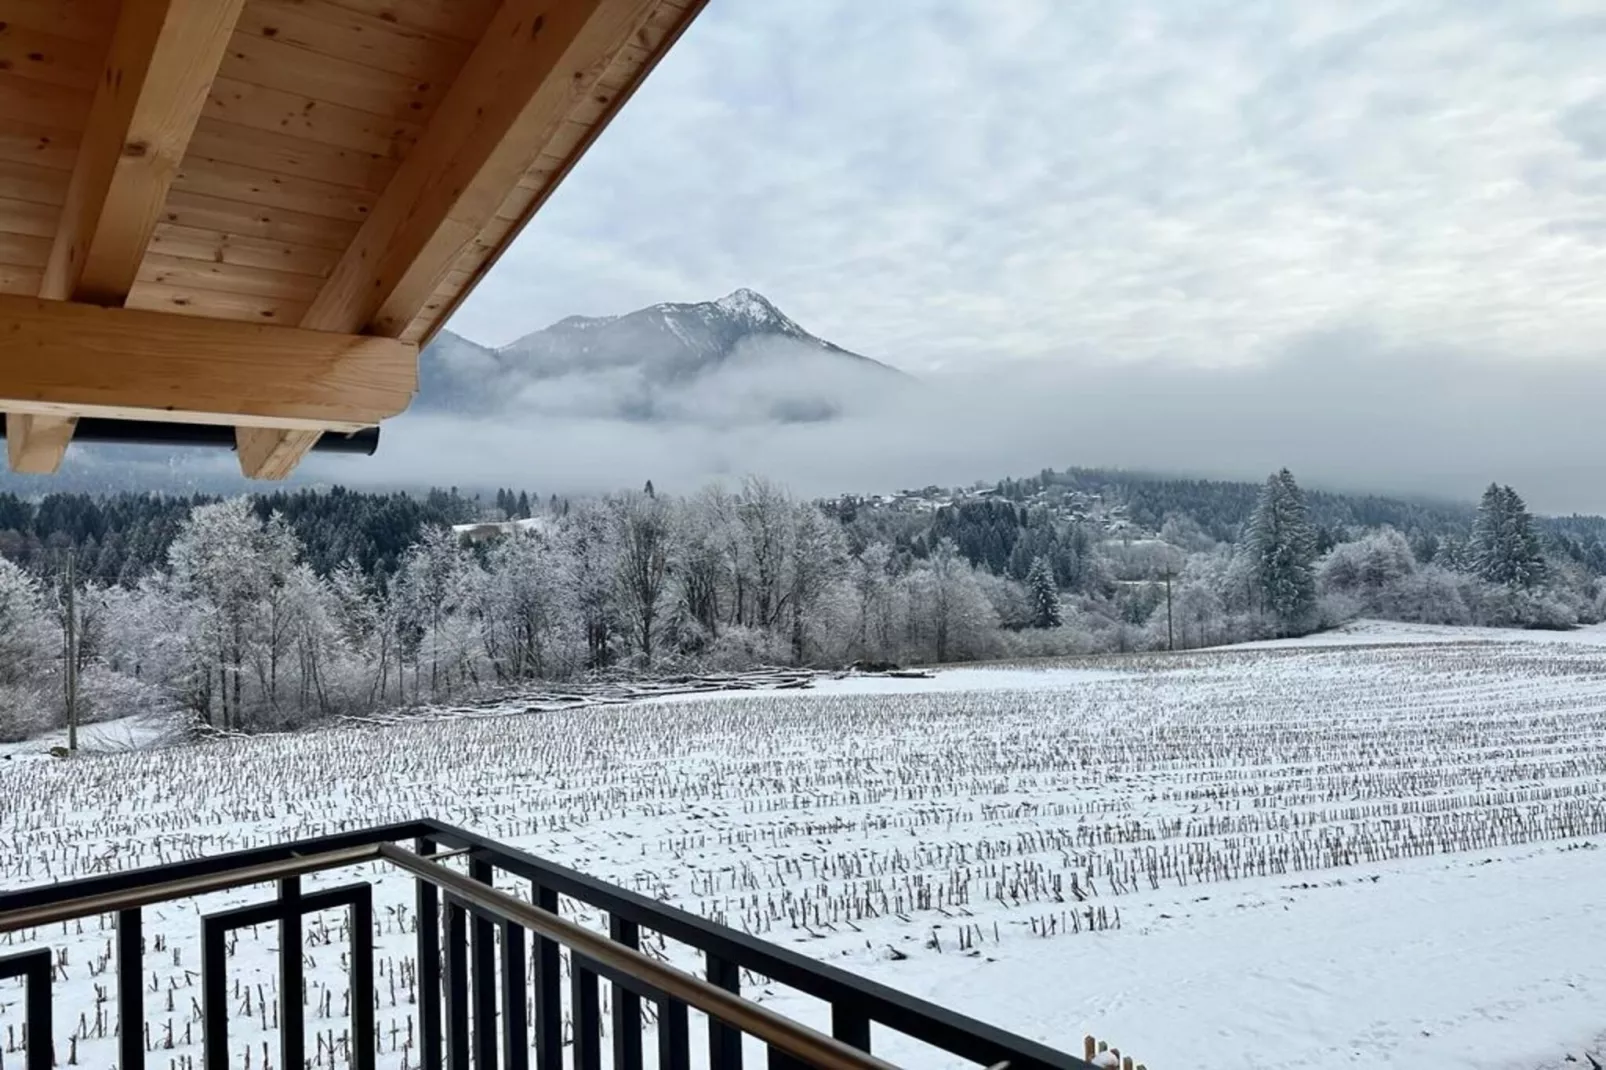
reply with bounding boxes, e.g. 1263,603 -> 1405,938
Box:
317,331 -> 1606,515
417,1 -> 1606,509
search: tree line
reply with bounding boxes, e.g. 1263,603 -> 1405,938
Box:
0,469 -> 1599,742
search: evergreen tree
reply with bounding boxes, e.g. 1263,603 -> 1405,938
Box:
1243,468 -> 1317,630
1025,556 -> 1062,629
1469,483 -> 1546,589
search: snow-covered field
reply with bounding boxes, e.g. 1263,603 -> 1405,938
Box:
4,622 -> 1606,1070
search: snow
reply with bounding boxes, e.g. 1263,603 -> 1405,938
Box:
1229,617 -> 1606,650
0,710 -> 182,762
5,627 -> 1606,1069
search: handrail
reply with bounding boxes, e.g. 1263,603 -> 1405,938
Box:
0,845 -> 473,932
379,844 -> 899,1070
0,844 -> 383,932
0,839 -> 898,1070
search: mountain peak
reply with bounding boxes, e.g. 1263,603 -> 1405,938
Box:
712,287 -> 788,327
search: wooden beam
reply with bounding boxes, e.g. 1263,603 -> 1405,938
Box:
0,294 -> 416,429
42,0 -> 247,304
255,0 -> 652,476
26,0 -> 245,474
6,415 -> 78,475
302,0 -> 659,338
236,427 -> 323,480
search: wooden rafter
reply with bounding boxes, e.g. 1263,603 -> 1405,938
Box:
17,0 -> 247,474
237,0 -> 660,477
0,0 -> 705,481
0,295 -> 417,429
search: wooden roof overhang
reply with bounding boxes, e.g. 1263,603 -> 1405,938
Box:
0,0 -> 706,478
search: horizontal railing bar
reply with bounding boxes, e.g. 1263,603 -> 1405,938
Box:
0,844 -> 383,932
0,821 -> 432,912
379,844 -> 898,1070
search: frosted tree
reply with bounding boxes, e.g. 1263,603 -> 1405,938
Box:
671,488 -> 731,648
910,539 -> 999,663
395,525 -> 476,701
1025,556 -> 1062,629
1243,468 -> 1317,631
736,476 -> 793,630
166,498 -> 300,728
1469,484 -> 1546,590
0,557 -> 55,740
785,503 -> 847,663
615,490 -> 673,666
849,543 -> 896,660
561,500 -> 619,670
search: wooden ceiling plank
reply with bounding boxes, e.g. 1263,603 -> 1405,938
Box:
4,1 -> 122,46
0,23 -> 106,92
136,252 -> 324,301
0,121 -> 81,172
236,1 -> 472,83
0,195 -> 64,238
205,76 -> 421,159
149,223 -> 339,277
0,72 -> 94,133
0,232 -> 51,268
305,0 -> 660,339
0,266 -> 43,296
321,0 -> 502,44
0,162 -> 69,207
187,118 -> 397,192
161,189 -> 360,251
220,31 -> 451,123
0,293 -> 416,429
42,0 -> 249,306
173,155 -> 376,222
125,279 -> 311,324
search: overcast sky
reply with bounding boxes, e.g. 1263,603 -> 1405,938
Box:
423,1 -> 1606,511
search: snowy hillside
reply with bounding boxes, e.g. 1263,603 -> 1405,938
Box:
418,288 -> 910,425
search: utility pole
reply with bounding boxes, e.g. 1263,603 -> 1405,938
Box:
64,553 -> 77,755
1164,566 -> 1174,652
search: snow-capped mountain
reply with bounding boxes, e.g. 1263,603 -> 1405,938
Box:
420,289 -> 909,425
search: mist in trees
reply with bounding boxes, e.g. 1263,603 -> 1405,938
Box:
3,465 -> 1604,743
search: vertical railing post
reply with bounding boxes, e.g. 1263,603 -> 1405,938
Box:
469,856 -> 499,1070
571,955 -> 602,1070
117,908 -> 144,1070
445,897 -> 470,1070
0,952 -> 53,1070
499,920 -> 528,1070
609,916 -> 643,1070
530,882 -> 560,1070
831,1005 -> 871,1054
279,876 -> 305,1070
417,837 -> 443,1070
351,885 -> 376,1070
657,998 -> 691,1070
201,912 -> 229,1070
706,955 -> 742,1070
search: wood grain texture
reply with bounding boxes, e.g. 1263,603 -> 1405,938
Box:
43,0 -> 249,304
405,0 -> 705,343
5,413 -> 76,473
0,293 -> 416,428
235,425 -> 322,479
305,0 -> 661,337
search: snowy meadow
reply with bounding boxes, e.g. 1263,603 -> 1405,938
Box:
3,624 -> 1606,1070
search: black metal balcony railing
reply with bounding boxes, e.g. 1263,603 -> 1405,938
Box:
0,819 -> 1095,1070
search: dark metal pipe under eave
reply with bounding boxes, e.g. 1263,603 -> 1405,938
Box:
0,419 -> 380,455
